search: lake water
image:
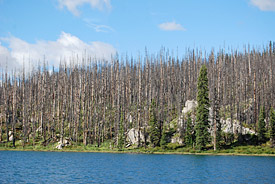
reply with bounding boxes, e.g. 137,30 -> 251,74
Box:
0,151 -> 275,183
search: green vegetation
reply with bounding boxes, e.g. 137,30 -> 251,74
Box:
195,65 -> 210,150
184,113 -> 193,147
117,111 -> 125,150
148,100 -> 161,147
160,125 -> 168,148
258,106 -> 267,144
1,139 -> 275,156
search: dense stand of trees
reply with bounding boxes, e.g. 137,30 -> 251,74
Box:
0,42 -> 275,149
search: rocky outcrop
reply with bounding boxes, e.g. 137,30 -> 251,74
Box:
8,131 -> 13,141
55,137 -> 71,149
126,128 -> 145,145
55,143 -> 64,150
179,100 -> 255,136
9,135 -> 13,142
221,118 -> 255,135
171,136 -> 183,144
178,100 -> 197,128
182,100 -> 197,114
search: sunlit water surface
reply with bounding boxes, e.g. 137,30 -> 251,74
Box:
0,151 -> 275,183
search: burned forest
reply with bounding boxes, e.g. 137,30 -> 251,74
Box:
0,43 -> 275,150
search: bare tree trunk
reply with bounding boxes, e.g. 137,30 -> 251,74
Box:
254,70 -> 257,132
137,58 -> 142,147
12,73 -> 17,148
22,68 -> 26,147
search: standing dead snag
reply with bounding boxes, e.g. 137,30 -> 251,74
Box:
0,43 -> 274,149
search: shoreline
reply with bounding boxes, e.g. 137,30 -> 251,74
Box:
1,147 -> 274,157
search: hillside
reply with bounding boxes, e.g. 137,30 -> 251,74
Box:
0,43 -> 275,153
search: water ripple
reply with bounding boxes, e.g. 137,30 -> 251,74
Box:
0,151 -> 275,183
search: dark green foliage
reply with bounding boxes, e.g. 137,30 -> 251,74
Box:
149,100 -> 161,147
118,112 -> 124,150
195,65 -> 210,150
184,113 -> 193,147
270,108 -> 275,148
160,123 -> 177,148
160,125 -> 169,148
258,106 -> 266,144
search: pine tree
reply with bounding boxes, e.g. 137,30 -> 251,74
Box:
160,124 -> 168,148
185,113 -> 193,147
269,107 -> 275,148
118,111 -> 124,150
258,106 -> 266,144
195,65 -> 210,150
149,100 -> 161,147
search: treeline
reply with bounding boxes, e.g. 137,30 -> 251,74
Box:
0,42 -> 275,149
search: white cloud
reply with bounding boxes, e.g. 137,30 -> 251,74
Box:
83,19 -> 114,33
0,42 -> 18,70
0,32 -> 116,71
58,0 -> 111,16
250,0 -> 275,11
158,21 -> 186,31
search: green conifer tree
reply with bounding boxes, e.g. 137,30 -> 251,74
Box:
118,111 -> 125,150
258,106 -> 266,144
195,65 -> 210,150
185,113 -> 193,147
160,125 -> 168,148
149,100 -> 161,147
269,107 -> 275,148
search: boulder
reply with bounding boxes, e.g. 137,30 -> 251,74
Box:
126,128 -> 145,145
171,136 -> 183,144
64,139 -> 69,145
56,143 -> 64,150
57,137 -> 71,147
182,100 -> 197,114
178,100 -> 197,128
9,135 -> 13,142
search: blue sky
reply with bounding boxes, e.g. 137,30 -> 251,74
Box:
0,0 -> 275,69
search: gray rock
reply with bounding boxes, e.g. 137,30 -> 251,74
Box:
182,100 -> 197,114
64,139 -> 70,145
220,118 -> 255,135
178,100 -> 255,138
178,100 -> 197,128
57,138 -> 71,147
9,135 -> 13,142
126,128 -> 145,145
56,143 -> 64,150
171,137 -> 183,144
